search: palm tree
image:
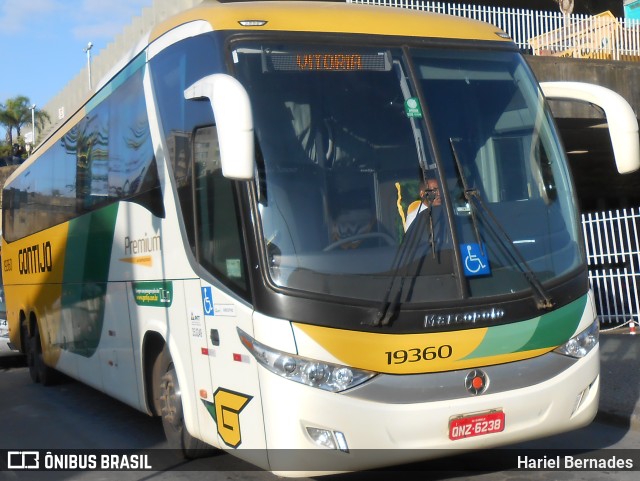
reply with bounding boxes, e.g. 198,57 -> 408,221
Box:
31,107 -> 51,146
0,102 -> 13,145
0,95 -> 50,147
0,95 -> 29,146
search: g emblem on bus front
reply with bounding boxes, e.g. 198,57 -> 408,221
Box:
465,369 -> 489,395
212,388 -> 252,448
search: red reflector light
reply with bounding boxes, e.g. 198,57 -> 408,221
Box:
233,353 -> 242,362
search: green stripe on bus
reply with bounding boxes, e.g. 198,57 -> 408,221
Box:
462,295 -> 587,360
61,203 -> 119,357
64,203 -> 119,283
518,295 -> 586,351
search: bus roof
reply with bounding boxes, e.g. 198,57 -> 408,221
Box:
150,0 -> 513,44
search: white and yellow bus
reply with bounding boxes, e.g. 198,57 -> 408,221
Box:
3,0 -> 639,474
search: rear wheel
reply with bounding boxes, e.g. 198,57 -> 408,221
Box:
24,325 -> 38,383
153,347 -> 212,457
31,323 -> 59,386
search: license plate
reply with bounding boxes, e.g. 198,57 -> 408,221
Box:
449,410 -> 505,441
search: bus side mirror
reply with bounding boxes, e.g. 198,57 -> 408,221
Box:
540,81 -> 640,174
184,74 -> 255,180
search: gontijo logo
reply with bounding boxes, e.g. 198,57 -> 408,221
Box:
18,241 -> 53,275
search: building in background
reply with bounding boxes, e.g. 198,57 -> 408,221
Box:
40,0 -> 204,141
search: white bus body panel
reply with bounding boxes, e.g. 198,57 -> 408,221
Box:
259,347 -> 599,474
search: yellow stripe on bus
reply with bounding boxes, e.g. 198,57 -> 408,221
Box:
3,223 -> 69,367
295,322 -> 556,374
151,2 -> 509,44
295,323 -> 488,374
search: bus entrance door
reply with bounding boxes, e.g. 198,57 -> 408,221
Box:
197,281 -> 268,460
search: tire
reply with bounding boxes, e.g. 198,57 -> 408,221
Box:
31,323 -> 59,386
24,325 -> 38,383
153,347 -> 213,458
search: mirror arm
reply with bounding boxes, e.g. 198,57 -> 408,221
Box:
184,74 -> 255,180
540,81 -> 640,174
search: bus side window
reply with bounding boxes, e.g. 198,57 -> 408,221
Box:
192,126 -> 248,295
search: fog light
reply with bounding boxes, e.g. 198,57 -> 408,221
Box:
306,427 -> 336,449
305,427 -> 349,452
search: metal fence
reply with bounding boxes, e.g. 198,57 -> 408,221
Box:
582,209 -> 640,325
348,1 -> 640,61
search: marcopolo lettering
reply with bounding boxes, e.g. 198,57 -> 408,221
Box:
18,241 -> 53,275
424,307 -> 505,328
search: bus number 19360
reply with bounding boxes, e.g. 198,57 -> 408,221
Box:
385,345 -> 452,364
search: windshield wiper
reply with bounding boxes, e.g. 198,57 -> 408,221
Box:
366,198 -> 435,327
449,139 -> 484,255
450,138 -> 554,311
366,56 -> 440,327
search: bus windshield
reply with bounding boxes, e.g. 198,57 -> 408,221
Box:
233,42 -> 582,304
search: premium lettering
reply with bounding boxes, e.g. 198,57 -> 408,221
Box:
18,241 -> 53,275
124,233 -> 161,255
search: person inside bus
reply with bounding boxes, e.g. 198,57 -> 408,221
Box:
404,178 -> 441,231
392,176 -> 453,273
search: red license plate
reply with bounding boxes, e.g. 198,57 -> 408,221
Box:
449,410 -> 505,441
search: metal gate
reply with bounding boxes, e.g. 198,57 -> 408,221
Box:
582,208 -> 640,325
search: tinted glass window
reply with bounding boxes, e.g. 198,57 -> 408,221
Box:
193,126 -> 248,292
149,33 -> 223,254
150,33 -> 248,295
2,60 -> 161,242
233,41 -> 581,305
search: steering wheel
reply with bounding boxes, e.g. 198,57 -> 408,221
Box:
323,232 -> 396,252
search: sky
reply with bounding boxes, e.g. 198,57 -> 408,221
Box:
0,0 -> 153,138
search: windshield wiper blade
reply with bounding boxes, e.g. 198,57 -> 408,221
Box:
450,139 -> 484,255
450,138 -> 555,311
468,190 -> 554,310
366,202 -> 431,327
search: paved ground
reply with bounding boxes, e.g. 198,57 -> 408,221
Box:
598,328 -> 640,430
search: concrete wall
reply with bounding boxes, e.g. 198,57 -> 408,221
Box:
39,0 -> 204,142
527,55 -> 640,119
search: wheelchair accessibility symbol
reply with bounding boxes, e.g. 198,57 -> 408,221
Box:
461,243 -> 491,277
202,286 -> 215,316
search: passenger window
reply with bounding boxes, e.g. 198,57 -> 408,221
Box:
192,126 -> 248,294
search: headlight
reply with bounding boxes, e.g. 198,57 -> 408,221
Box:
553,319 -> 599,358
238,328 -> 376,392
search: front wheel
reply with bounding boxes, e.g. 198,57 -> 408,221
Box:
153,347 -> 212,458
